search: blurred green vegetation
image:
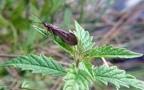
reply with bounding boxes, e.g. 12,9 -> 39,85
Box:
0,0 -> 144,90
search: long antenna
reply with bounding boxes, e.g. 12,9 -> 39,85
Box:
31,21 -> 43,24
29,11 -> 47,27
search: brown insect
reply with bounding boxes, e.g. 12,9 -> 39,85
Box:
30,12 -> 78,45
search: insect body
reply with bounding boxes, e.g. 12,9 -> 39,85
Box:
44,24 -> 78,45
31,12 -> 78,45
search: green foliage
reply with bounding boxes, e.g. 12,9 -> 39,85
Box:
50,0 -> 65,15
62,8 -> 73,27
85,45 -> 142,58
74,21 -> 95,53
79,60 -> 94,79
63,65 -> 93,90
1,54 -> 67,76
0,15 -> 9,26
0,0 -> 67,53
94,65 -> 144,90
1,21 -> 144,90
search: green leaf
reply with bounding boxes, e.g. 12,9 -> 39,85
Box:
85,45 -> 143,58
25,26 -> 38,46
74,21 -> 95,53
0,15 -> 9,26
94,65 -> 144,90
0,54 -> 67,76
63,8 -> 72,27
33,25 -> 74,55
11,3 -> 25,20
29,3 -> 40,22
50,0 -> 64,15
33,25 -> 49,37
63,65 -> 93,90
79,60 -> 94,79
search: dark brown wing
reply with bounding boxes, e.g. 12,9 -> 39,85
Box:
52,29 -> 78,45
46,24 -> 77,45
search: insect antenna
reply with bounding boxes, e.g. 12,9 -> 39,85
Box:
29,11 -> 47,27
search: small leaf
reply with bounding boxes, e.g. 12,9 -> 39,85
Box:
94,65 -> 144,90
63,65 -> 93,90
85,45 -> 143,58
79,60 -> 94,79
74,21 -> 95,53
33,25 -> 48,37
0,54 -> 67,76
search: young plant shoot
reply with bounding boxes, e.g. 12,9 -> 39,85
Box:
0,16 -> 143,90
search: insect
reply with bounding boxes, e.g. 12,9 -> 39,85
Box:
30,12 -> 78,45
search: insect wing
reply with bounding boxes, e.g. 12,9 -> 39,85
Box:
52,28 -> 77,45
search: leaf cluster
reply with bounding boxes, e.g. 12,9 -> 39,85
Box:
0,21 -> 143,90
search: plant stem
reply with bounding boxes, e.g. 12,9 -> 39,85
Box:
101,57 -> 109,67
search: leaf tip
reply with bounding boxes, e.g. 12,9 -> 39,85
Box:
139,53 -> 143,57
32,25 -> 36,28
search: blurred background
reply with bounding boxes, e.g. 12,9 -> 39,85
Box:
0,0 -> 144,90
